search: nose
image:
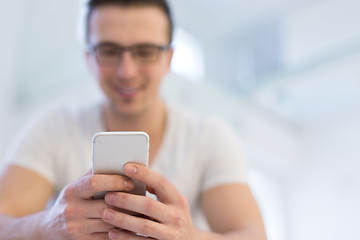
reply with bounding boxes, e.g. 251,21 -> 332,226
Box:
116,51 -> 137,79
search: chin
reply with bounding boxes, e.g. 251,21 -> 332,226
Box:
111,102 -> 147,119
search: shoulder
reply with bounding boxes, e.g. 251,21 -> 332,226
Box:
166,103 -> 242,150
24,102 -> 101,132
168,103 -> 237,137
8,102 -> 102,152
165,104 -> 248,189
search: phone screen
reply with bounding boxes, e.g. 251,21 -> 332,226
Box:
92,131 -> 149,199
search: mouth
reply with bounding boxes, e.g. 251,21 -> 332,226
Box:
113,85 -> 142,99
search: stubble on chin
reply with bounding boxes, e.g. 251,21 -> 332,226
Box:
108,97 -> 148,121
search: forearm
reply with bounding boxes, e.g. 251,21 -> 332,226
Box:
0,212 -> 48,240
197,227 -> 267,240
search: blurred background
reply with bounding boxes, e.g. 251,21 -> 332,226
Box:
1,0 -> 360,239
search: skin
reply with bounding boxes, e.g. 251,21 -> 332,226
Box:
86,6 -> 172,120
86,6 -> 173,162
0,5 -> 267,240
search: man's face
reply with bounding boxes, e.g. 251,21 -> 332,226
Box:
86,5 -> 173,118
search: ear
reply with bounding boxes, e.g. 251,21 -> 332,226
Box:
85,50 -> 96,74
165,47 -> 174,70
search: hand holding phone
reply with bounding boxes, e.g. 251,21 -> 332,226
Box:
92,131 -> 149,199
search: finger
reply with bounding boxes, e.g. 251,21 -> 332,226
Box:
78,199 -> 109,219
57,198 -> 109,222
102,208 -> 171,239
73,174 -> 135,199
124,163 -> 181,204
105,192 -> 172,223
108,229 -> 149,240
83,219 -> 115,234
91,232 -> 113,240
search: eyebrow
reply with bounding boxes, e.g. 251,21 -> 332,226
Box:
89,41 -> 172,50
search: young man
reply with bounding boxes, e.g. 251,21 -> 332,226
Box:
0,0 -> 267,239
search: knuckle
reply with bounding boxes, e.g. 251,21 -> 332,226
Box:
134,165 -> 144,175
115,175 -> 126,188
118,192 -> 129,204
157,175 -> 168,190
172,211 -> 185,227
64,222 -> 79,236
116,231 -> 129,240
170,230 -> 181,240
88,175 -> 100,191
115,216 -> 125,226
139,219 -> 152,236
63,205 -> 76,221
62,185 -> 74,200
135,167 -> 146,179
144,199 -> 156,213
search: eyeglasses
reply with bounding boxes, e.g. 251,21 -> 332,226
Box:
88,42 -> 171,65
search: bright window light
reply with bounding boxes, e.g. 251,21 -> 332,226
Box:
170,28 -> 205,83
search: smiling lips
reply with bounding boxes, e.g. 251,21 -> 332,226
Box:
114,85 -> 142,99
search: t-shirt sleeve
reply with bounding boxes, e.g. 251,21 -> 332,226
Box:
201,117 -> 248,192
2,111 -> 59,185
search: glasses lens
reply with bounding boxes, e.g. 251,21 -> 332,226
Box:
95,45 -> 121,64
133,46 -> 159,62
92,44 -> 169,65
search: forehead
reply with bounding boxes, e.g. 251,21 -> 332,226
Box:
88,5 -> 169,45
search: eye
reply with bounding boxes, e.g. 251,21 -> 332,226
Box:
134,46 -> 157,59
98,46 -> 119,58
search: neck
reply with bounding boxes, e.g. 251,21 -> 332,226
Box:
104,100 -> 165,131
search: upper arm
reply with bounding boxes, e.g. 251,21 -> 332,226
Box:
201,183 -> 265,234
0,165 -> 53,217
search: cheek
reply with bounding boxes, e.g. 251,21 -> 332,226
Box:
97,67 -> 116,82
95,68 -> 116,93
141,63 -> 168,82
140,67 -> 156,79
101,65 -> 116,75
141,69 -> 162,91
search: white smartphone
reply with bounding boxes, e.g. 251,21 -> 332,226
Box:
92,131 -> 149,199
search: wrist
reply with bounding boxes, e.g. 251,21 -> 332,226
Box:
0,211 -> 50,240
192,228 -> 221,240
33,211 -> 51,240
19,211 -> 50,240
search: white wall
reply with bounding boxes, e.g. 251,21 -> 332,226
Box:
282,0 -> 360,67
284,112 -> 360,240
271,1 -> 360,238
0,0 -> 28,159
2,1 -> 360,240
0,0 -> 96,161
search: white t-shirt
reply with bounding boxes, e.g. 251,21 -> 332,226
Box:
3,102 -> 248,229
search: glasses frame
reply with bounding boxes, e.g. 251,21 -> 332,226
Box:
88,42 -> 172,65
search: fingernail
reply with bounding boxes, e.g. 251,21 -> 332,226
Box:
109,229 -> 120,239
124,179 -> 135,189
124,164 -> 137,174
105,193 -> 116,203
103,209 -> 115,220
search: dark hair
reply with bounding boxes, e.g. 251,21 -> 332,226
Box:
86,0 -> 174,44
